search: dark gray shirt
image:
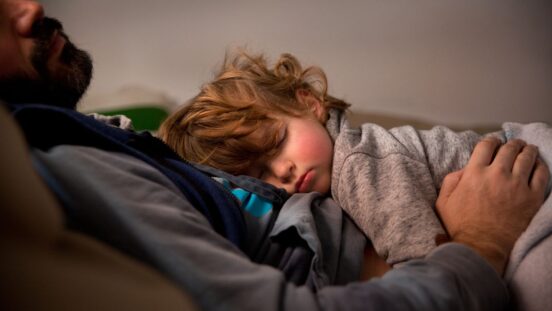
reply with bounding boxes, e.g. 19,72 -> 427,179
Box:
32,145 -> 508,311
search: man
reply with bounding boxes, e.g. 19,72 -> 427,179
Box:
0,0 -> 91,108
0,1 -> 549,310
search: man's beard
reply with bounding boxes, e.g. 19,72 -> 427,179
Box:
0,17 -> 93,109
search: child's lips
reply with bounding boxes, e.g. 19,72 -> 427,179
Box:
295,170 -> 315,193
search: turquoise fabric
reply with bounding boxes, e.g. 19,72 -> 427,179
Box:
218,178 -> 273,218
231,188 -> 273,217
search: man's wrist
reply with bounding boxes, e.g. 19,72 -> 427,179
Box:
427,242 -> 509,310
452,233 -> 509,275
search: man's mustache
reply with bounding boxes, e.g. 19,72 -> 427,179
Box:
31,17 -> 66,43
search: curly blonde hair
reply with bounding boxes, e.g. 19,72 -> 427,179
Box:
158,50 -> 350,175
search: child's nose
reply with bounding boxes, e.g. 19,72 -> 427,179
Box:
12,0 -> 45,37
271,159 -> 295,183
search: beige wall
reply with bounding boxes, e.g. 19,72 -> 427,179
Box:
43,0 -> 552,127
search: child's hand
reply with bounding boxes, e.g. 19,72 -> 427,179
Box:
435,137 -> 549,275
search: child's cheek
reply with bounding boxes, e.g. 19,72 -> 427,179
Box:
298,133 -> 333,163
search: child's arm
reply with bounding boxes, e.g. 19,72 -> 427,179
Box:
331,122 -> 483,265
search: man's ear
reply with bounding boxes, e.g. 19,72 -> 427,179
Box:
295,89 -> 325,121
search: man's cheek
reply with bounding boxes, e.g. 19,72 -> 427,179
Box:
0,41 -> 20,77
0,40 -> 37,79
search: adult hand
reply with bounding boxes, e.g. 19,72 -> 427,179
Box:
436,138 -> 549,275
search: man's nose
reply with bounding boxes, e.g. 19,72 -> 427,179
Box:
12,1 -> 45,37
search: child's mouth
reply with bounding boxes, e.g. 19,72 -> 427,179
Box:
296,170 -> 315,193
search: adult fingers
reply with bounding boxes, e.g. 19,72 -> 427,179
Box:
467,137 -> 502,169
492,139 -> 526,172
512,145 -> 538,182
530,159 -> 550,197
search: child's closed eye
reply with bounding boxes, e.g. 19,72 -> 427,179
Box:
246,165 -> 267,180
256,169 -> 266,179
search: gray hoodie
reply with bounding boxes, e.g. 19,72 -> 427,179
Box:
326,109 -> 552,270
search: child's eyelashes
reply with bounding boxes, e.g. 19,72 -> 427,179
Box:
247,165 -> 268,180
258,163 -> 273,179
274,126 -> 288,150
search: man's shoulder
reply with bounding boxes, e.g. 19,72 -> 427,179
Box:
32,145 -> 183,195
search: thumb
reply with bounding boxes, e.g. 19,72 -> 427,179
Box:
436,169 -> 464,212
435,169 -> 464,245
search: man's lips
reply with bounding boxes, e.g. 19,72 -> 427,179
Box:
47,30 -> 66,59
295,170 -> 315,193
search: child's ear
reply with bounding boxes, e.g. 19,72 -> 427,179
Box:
295,89 -> 325,121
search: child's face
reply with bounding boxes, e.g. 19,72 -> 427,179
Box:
247,114 -> 333,195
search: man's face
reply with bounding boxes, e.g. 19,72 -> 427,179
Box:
0,0 -> 92,109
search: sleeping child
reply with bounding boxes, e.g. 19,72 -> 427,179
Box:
157,50 -> 551,268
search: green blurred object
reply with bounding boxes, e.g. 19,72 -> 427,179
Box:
95,106 -> 169,131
